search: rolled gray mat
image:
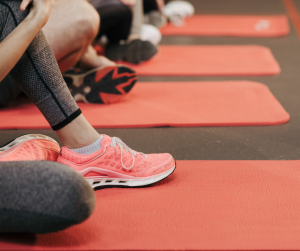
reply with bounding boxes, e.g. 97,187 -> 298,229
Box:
0,161 -> 96,234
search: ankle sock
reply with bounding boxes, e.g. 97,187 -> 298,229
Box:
71,136 -> 103,155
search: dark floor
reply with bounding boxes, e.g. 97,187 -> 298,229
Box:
1,0 -> 300,160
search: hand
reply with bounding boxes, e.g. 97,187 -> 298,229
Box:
20,0 -> 52,28
120,0 -> 136,6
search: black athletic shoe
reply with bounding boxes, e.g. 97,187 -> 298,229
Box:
63,65 -> 137,104
141,40 -> 158,61
105,39 -> 158,64
122,39 -> 143,64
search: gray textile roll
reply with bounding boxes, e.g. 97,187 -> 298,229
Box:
0,161 -> 96,234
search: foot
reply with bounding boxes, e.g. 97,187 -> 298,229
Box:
162,1 -> 195,26
57,135 -> 176,188
63,65 -> 137,104
105,39 -> 158,64
79,46 -> 116,71
0,134 -> 60,162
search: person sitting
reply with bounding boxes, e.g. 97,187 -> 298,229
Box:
0,0 -> 175,233
0,0 -> 137,108
91,0 -> 159,64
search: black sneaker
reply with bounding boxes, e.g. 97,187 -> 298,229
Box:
105,39 -> 158,64
141,40 -> 158,61
63,65 -> 137,104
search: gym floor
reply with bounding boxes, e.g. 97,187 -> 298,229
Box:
1,0 -> 299,161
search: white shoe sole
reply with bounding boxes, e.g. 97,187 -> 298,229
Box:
86,165 -> 176,188
0,134 -> 58,152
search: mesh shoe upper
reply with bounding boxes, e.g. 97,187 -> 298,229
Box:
0,137 -> 60,162
58,135 -> 175,178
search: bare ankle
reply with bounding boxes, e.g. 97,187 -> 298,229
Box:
56,114 -> 101,149
79,46 -> 115,70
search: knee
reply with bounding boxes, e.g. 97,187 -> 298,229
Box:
73,0 -> 100,41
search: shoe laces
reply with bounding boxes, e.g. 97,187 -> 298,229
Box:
110,137 -> 147,170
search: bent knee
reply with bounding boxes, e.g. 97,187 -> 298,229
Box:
72,0 -> 100,40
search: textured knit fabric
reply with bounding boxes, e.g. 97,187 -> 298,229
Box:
0,161 -> 96,234
0,0 -> 81,130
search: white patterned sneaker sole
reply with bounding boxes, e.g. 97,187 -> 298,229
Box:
0,134 -> 58,153
85,165 -> 176,188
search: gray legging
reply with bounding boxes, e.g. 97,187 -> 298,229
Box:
0,0 -> 81,130
0,161 -> 96,234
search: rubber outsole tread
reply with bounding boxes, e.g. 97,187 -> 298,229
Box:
63,65 -> 137,104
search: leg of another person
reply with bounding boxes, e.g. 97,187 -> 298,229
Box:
0,0 -> 100,146
143,0 -> 167,28
90,0 -> 133,43
129,0 -> 144,41
0,0 -> 175,189
0,0 -> 131,107
100,0 -> 157,63
43,0 -> 114,72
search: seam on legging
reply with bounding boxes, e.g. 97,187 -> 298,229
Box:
34,83 -> 67,105
0,1 -> 68,119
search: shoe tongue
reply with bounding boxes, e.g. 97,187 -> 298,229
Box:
100,135 -> 112,147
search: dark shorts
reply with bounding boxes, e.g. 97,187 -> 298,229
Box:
0,75 -> 22,108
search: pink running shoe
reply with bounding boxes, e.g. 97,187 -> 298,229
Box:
0,134 -> 60,162
58,135 -> 176,188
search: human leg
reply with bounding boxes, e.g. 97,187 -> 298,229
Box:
0,0 -> 175,186
42,0 -> 136,103
90,0 -> 133,43
49,0 -> 137,104
0,0 -> 82,131
129,0 -> 144,41
103,0 -> 158,64
0,161 -> 95,233
0,0 -> 100,107
42,0 -> 107,73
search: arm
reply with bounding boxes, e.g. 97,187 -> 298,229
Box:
0,0 -> 52,82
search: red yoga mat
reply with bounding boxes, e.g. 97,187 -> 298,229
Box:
2,160 -> 300,250
0,81 -> 289,129
122,45 -> 281,76
160,15 -> 290,37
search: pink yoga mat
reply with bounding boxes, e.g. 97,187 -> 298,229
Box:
121,45 -> 281,76
2,160 -> 300,250
0,81 -> 289,129
160,15 -> 290,37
